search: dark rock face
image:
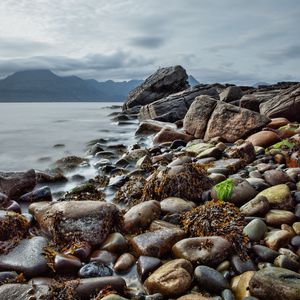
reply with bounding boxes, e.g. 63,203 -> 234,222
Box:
138,84 -> 219,123
0,236 -> 49,277
0,169 -> 36,198
260,83 -> 300,122
123,65 -> 189,109
29,201 -> 122,245
249,267 -> 300,300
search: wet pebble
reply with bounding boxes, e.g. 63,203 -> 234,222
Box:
79,261 -> 113,278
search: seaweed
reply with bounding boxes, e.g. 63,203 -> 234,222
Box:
213,178 -> 234,201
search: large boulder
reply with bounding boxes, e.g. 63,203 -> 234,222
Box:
138,84 -> 219,123
204,102 -> 270,142
219,86 -> 243,102
29,201 -> 122,245
183,95 -> 217,138
260,83 -> 300,122
123,65 -> 188,109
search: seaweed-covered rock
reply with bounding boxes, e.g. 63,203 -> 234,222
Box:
181,200 -> 248,259
29,201 -> 122,246
142,163 -> 213,202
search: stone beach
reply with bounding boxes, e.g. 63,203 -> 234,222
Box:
0,65 -> 300,299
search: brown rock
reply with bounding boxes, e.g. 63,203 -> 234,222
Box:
160,197 -> 196,214
231,271 -> 255,300
135,119 -> 177,135
267,117 -> 290,129
264,229 -> 293,250
153,128 -> 193,144
114,253 -> 136,273
246,130 -> 281,147
265,209 -> 296,227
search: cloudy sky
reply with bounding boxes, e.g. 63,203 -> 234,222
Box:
0,0 -> 299,84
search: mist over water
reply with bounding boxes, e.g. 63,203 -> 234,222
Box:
0,102 -> 138,172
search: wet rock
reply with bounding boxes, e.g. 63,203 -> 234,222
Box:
139,84 -> 218,123
29,201 -> 122,245
264,229 -> 293,250
114,253 -> 136,273
292,222 -> 300,234
183,95 -> 217,138
0,283 -> 52,300
249,267 -> 300,300
208,158 -> 242,174
243,218 -> 267,241
137,256 -> 162,281
54,253 -> 82,274
185,142 -> 213,155
149,219 -> 181,231
122,149 -> 149,163
135,119 -> 177,135
267,117 -> 290,129
204,102 -> 270,142
124,65 -> 188,109
0,169 -> 36,198
144,259 -> 193,298
246,178 -> 270,192
263,170 -> 290,186
160,197 -> 196,214
246,131 -> 281,147
274,254 -> 300,271
136,155 -> 152,170
123,200 -> 161,234
54,155 -> 86,170
231,271 -> 255,300
90,250 -> 117,265
64,241 -> 92,261
231,255 -> 256,274
0,236 -> 49,277
256,184 -> 293,209
177,294 -> 217,300
75,277 -> 126,299
36,168 -> 67,183
19,186 -> 52,202
142,163 -> 213,202
172,236 -> 232,266
252,245 -> 279,262
265,209 -> 296,226
240,196 -> 270,216
79,262 -> 113,278
220,86 -> 243,102
194,265 -> 229,293
260,83 -> 300,122
100,233 -> 128,254
222,289 -> 235,300
130,228 -> 185,258
225,141 -> 256,164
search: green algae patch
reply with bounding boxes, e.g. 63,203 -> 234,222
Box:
271,139 -> 296,150
213,178 -> 234,201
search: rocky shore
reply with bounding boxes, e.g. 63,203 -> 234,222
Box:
1,65 -> 300,300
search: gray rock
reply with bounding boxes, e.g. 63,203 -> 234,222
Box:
219,86 -> 243,102
0,236 -> 49,277
123,65 -> 188,109
194,265 -> 229,293
243,219 -> 267,241
249,267 -> 300,300
240,195 -> 270,216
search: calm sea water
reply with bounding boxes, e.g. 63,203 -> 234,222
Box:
0,102 -> 138,172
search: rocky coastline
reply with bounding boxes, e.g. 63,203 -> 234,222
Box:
1,65 -> 300,300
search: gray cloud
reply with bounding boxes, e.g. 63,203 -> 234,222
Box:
130,37 -> 165,49
263,45 -> 300,62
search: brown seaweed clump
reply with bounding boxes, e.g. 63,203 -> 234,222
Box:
142,163 -> 213,202
113,176 -> 147,208
181,200 -> 249,259
0,210 -> 29,254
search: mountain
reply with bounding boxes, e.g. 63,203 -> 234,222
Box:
0,69 -> 199,102
253,82 -> 270,88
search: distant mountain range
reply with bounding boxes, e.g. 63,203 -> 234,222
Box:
0,70 -> 199,102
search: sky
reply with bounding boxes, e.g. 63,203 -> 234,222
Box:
0,0 -> 299,84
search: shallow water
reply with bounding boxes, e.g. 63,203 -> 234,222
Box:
0,102 -> 138,171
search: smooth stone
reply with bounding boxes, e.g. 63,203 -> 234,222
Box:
0,236 -> 49,277
245,178 -> 270,192
19,186 -> 52,202
263,170 -> 290,186
172,236 -> 232,266
160,197 -> 196,214
149,219 -> 181,231
231,271 -> 255,300
231,256 -> 256,274
243,219 -> 267,241
90,250 -> 118,266
75,277 -> 126,300
29,201 -> 122,245
100,233 -> 128,254
249,267 -> 300,300
196,147 -> 222,159
264,229 -> 293,250
240,196 -> 270,216
137,256 -> 162,281
267,117 -> 290,129
292,221 -> 300,234
54,253 -> 82,273
209,173 -> 227,184
274,254 -> 300,271
216,260 -> 230,272
222,289 -> 235,300
265,209 -> 296,226
79,262 -> 113,278
130,229 -> 185,258
252,245 -> 279,262
246,131 -> 281,148
278,248 -> 299,262
64,242 -> 92,261
256,184 -> 293,210
114,253 -> 136,273
123,200 -> 161,234
194,265 -> 229,293
144,259 -> 193,298
291,235 -> 300,247
0,271 -> 18,284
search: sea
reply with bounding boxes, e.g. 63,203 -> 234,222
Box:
0,102 -> 142,194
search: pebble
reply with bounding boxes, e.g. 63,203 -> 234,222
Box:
265,209 -> 296,226
90,250 -> 118,266
137,256 -> 162,281
239,196 -> 269,216
79,262 -> 113,278
100,232 -> 128,254
264,229 -> 293,250
54,253 -> 82,273
243,219 -> 267,241
114,253 -> 136,273
231,256 -> 256,274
